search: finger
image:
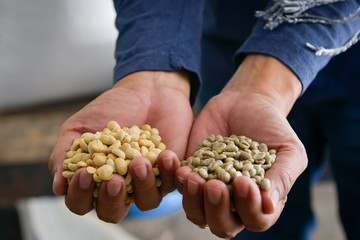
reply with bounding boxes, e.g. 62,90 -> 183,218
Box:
156,150 -> 181,195
49,124 -> 81,196
182,172 -> 207,226
96,174 -> 130,223
129,157 -> 162,211
174,166 -> 193,194
233,176 -> 281,232
65,168 -> 95,215
204,180 -> 244,238
261,146 -> 306,214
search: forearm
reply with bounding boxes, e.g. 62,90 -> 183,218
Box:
113,0 -> 205,105
223,54 -> 302,116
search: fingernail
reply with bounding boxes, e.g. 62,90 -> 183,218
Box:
134,164 -> 148,181
187,179 -> 199,195
271,189 -> 279,209
162,157 -> 173,170
207,187 -> 222,205
79,172 -> 92,190
107,181 -> 122,197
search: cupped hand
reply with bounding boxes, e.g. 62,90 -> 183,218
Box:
49,71 -> 193,223
175,54 -> 307,238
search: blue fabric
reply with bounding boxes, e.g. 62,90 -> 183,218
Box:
113,0 -> 360,105
236,0 -> 360,95
113,0 -> 205,105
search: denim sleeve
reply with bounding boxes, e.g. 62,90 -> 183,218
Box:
112,0 -> 205,105
235,0 -> 360,93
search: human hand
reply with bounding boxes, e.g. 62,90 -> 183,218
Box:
49,70 -> 193,223
175,54 -> 307,238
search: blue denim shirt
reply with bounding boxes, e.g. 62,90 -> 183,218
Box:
113,0 -> 360,104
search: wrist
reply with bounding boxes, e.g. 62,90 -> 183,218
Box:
113,70 -> 191,99
223,54 -> 302,116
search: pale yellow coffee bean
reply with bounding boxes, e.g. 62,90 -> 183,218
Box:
140,146 -> 149,156
93,173 -> 102,183
115,129 -> 127,142
79,138 -> 88,152
153,167 -> 160,176
70,138 -> 81,151
87,166 -> 96,174
93,153 -> 107,167
150,128 -> 159,136
139,139 -> 154,148
130,141 -> 140,151
115,158 -> 128,175
106,140 -> 121,154
106,158 -> 116,172
86,159 -> 94,167
66,151 -> 77,158
107,153 -> 117,160
100,133 -> 116,146
107,121 -> 121,131
88,139 -> 105,153
81,133 -> 95,144
141,124 -> 152,131
125,148 -> 141,160
125,172 -> 132,185
76,161 -> 87,168
127,125 -> 141,136
68,163 -> 79,171
145,151 -> 157,165
96,164 -> 113,181
150,135 -> 161,147
120,143 -> 131,151
111,148 -> 126,159
62,171 -> 75,179
156,177 -> 162,187
126,184 -> 134,193
71,153 -> 86,164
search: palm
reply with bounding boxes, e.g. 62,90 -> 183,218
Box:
63,83 -> 193,160
188,90 -> 299,155
49,73 -> 193,222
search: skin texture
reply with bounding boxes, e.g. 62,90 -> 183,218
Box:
49,53 -> 308,238
49,70 -> 193,223
175,54 -> 307,238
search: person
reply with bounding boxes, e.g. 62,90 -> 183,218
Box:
49,0 -> 360,239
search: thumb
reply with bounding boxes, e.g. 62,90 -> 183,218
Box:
49,127 -> 81,196
261,142 -> 307,214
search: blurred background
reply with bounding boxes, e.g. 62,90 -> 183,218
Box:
0,0 -> 346,239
